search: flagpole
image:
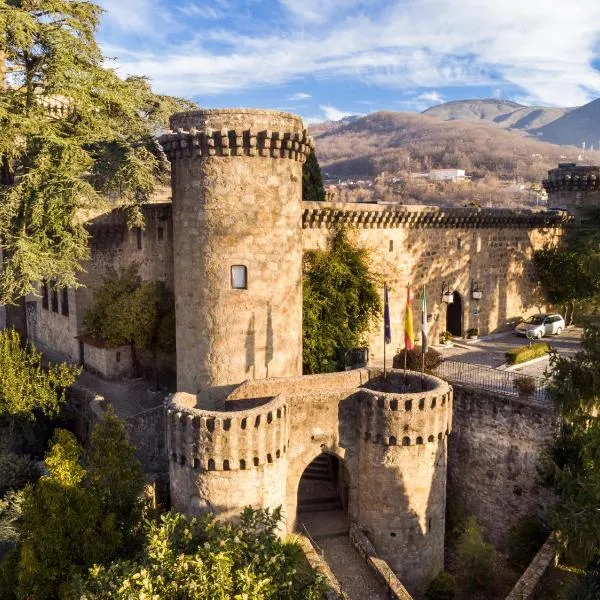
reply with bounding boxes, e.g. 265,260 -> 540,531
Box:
404,283 -> 409,385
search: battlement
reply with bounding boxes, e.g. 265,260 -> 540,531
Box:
168,392 -> 288,472
357,371 -> 453,446
161,108 -> 313,163
303,202 -> 570,229
543,164 -> 600,193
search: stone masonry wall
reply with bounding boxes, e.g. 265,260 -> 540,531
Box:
448,384 -> 558,547
303,202 -> 564,364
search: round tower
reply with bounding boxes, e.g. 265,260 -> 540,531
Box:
160,110 -> 311,394
355,371 -> 453,595
543,163 -> 600,218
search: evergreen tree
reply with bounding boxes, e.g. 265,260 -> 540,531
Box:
302,149 -> 326,201
0,1 -> 196,304
303,226 -> 381,373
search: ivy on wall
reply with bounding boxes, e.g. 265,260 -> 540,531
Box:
303,226 -> 381,374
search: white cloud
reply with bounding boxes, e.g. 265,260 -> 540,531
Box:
417,91 -> 444,104
287,92 -> 312,101
178,3 -> 222,19
99,0 -> 600,107
319,105 -> 359,121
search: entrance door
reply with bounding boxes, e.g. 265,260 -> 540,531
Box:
446,291 -> 463,337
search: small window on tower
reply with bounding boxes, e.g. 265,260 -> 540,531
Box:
51,285 -> 59,313
231,265 -> 247,290
61,288 -> 69,316
457,238 -> 462,250
389,240 -> 394,252
157,226 -> 164,242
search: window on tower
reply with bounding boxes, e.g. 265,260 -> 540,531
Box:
231,265 -> 247,289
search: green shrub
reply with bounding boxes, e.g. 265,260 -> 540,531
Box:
514,376 -> 537,396
445,496 -> 467,538
467,328 -> 478,337
505,342 -> 550,365
0,452 -> 38,496
425,570 -> 456,600
456,517 -> 496,589
393,346 -> 443,372
507,517 -> 550,570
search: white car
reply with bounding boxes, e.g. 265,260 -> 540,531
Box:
514,314 -> 565,339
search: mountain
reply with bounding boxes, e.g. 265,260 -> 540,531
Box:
422,99 -> 572,133
310,110 -> 597,181
531,98 -> 600,148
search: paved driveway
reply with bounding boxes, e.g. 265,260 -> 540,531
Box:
435,327 -> 583,379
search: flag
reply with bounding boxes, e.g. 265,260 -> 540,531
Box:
384,283 -> 391,344
404,285 -> 414,351
421,286 -> 428,354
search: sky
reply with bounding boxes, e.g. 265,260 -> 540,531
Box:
96,0 -> 600,123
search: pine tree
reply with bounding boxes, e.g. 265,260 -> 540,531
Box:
0,1 -> 196,304
302,149 -> 326,201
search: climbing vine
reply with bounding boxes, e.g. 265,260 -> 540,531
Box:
303,226 -> 381,373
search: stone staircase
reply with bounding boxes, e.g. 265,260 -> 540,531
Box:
298,454 -> 343,513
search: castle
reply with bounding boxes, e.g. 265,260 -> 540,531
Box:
14,109 -> 595,595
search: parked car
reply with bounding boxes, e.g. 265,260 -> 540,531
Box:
514,314 -> 565,338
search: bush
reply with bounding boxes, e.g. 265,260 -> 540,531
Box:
425,570 -> 456,600
507,517 -> 550,570
393,346 -> 442,372
514,376 -> 537,396
456,517 -> 496,589
505,342 -> 550,365
0,452 -> 38,496
467,328 -> 478,337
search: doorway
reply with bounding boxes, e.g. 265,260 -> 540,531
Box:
446,291 -> 463,337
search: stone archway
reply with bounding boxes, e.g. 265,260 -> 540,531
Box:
446,291 -> 463,337
296,453 -> 349,536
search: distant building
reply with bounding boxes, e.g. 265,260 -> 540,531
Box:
428,168 -> 467,182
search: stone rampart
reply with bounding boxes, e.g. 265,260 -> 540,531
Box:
448,384 -> 557,547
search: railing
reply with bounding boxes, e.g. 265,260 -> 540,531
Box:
433,360 -> 549,404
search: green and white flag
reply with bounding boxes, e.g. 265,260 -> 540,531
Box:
421,287 -> 428,354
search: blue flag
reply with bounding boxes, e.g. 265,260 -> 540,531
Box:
384,283 -> 391,344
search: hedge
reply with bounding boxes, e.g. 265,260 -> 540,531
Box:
505,343 -> 550,365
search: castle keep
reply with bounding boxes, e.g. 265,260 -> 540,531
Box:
19,108 -> 586,596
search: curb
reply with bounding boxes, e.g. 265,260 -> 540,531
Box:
500,354 -> 551,372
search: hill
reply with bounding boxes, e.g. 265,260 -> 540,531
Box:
532,98 -> 600,147
422,99 -> 571,133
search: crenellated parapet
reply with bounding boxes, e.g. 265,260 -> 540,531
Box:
543,164 -> 600,193
356,371 -> 453,447
302,202 -> 570,230
168,392 -> 289,473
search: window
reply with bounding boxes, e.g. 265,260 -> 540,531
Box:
42,281 -> 49,310
61,288 -> 69,316
135,227 -> 142,250
389,239 -> 394,252
457,238 -> 462,250
51,285 -> 59,313
157,226 -> 164,241
116,351 -> 121,363
231,265 -> 247,289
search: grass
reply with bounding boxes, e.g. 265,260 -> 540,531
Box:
505,343 -> 550,365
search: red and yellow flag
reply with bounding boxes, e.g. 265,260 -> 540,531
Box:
404,285 -> 414,351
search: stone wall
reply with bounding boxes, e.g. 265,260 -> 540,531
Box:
82,340 -> 135,380
448,384 -> 558,547
303,202 -> 565,363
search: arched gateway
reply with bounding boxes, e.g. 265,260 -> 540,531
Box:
168,368 -> 453,595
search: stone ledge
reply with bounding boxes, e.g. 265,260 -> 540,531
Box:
302,202 -> 571,229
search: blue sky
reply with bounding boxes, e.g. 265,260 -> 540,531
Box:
96,0 -> 600,123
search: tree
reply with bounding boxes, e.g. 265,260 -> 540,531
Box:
73,508 -> 326,600
83,265 -> 175,383
455,517 -> 496,590
546,326 -> 600,561
0,1 -> 196,304
0,328 -> 79,420
303,226 -> 381,373
12,410 -> 144,599
302,149 -> 326,202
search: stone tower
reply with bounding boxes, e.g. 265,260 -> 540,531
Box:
160,110 -> 312,394
543,163 -> 600,219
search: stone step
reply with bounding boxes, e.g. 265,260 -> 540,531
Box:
298,497 -> 343,512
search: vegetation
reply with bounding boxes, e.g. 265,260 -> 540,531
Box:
505,342 -> 550,365
466,327 -> 478,337
7,409 -> 144,600
73,508 -> 326,600
302,148 -> 326,201
455,517 -> 496,590
425,570 -> 456,600
513,375 -> 537,396
506,517 -> 550,569
303,226 -> 381,373
84,265 -> 175,381
0,328 -> 79,420
0,452 -> 37,497
546,326 -> 600,561
0,0 -> 196,304
393,346 -> 442,372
